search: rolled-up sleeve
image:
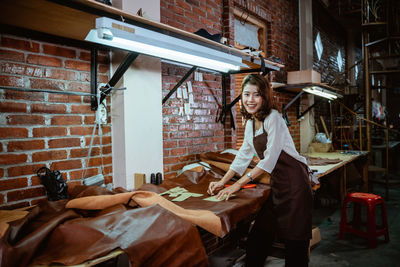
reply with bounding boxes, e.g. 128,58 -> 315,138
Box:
230,121 -> 255,176
256,111 -> 285,173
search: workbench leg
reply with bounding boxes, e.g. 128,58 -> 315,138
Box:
340,166 -> 347,204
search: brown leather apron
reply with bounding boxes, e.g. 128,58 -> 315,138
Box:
253,120 -> 313,240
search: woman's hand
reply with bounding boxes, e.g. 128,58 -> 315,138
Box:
215,182 -> 241,201
207,181 -> 225,195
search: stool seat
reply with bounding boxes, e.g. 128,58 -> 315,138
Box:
339,192 -> 389,248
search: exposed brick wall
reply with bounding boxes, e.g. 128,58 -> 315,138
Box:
0,34 -> 111,209
161,0 -> 302,179
312,1 -> 348,138
313,1 -> 347,84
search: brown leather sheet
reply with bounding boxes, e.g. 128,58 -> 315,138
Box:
305,156 -> 342,166
0,186 -> 208,267
139,168 -> 270,236
200,151 -> 258,168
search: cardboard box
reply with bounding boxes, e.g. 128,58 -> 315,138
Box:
287,70 -> 321,84
134,173 -> 146,188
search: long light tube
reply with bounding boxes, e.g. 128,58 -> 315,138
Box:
85,17 -> 244,73
303,86 -> 342,100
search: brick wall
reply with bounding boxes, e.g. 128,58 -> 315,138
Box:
312,1 -> 348,137
161,0 -> 302,179
0,34 -> 111,209
1,0 -> 306,206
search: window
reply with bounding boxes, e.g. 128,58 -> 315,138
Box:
315,32 -> 323,61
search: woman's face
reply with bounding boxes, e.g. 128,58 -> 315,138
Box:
242,84 -> 262,115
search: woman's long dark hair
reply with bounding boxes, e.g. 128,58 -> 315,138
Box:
240,74 -> 276,121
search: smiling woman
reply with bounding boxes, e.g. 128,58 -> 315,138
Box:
207,74 -> 314,267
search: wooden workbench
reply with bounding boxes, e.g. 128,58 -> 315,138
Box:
305,151 -> 369,203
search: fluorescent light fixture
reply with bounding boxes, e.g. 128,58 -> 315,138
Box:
303,86 -> 342,100
85,17 -> 244,73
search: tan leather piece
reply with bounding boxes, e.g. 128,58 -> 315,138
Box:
67,190 -> 223,237
131,191 -> 222,237
66,192 -> 133,210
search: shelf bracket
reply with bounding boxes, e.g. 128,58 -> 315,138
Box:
91,52 -> 139,110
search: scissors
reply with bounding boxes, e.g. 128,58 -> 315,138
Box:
225,184 -> 256,189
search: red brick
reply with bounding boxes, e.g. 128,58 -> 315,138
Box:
68,82 -> 90,92
33,127 -> 67,137
0,75 -> 24,87
0,169 -> 4,178
1,36 -> 40,52
0,49 -> 24,62
79,51 -> 109,64
70,104 -> 92,114
0,62 -> 43,77
0,193 -> 4,205
84,115 -> 95,124
0,154 -> 27,165
102,145 -> 112,154
6,115 -> 45,125
103,165 -> 112,175
0,102 -> 27,113
163,140 -> 178,149
29,78 -> 65,90
70,147 -> 100,158
44,68 -> 78,80
31,103 -> 67,114
0,178 -> 28,191
170,147 -> 187,156
51,116 -> 82,125
7,164 -> 45,177
98,64 -> 109,74
65,60 -> 90,71
50,160 -> 82,170
32,150 -> 68,162
70,126 -> 95,136
42,44 -> 76,58
7,187 -> 46,202
48,138 -> 81,148
4,90 -> 45,101
163,156 -> 180,164
31,176 -> 42,186
69,168 -> 99,180
48,94 -> 82,103
0,127 -> 28,138
27,55 -> 62,67
7,140 -> 45,152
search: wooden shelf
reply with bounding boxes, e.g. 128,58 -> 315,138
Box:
0,0 -> 282,72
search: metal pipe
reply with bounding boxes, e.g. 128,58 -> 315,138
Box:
0,86 -> 95,96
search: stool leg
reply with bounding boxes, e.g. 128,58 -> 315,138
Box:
381,202 -> 390,243
366,204 -> 377,249
352,203 -> 362,228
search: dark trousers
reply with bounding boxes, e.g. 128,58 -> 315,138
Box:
245,196 -> 310,267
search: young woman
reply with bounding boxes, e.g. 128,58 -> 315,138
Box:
207,74 -> 313,267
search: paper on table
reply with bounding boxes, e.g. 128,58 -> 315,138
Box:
172,192 -> 193,202
203,195 -> 236,202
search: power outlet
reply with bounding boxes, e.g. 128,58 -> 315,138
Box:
97,100 -> 108,124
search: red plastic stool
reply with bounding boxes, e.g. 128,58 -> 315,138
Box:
339,192 -> 389,248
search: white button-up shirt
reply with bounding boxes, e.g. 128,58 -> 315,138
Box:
230,109 -> 307,175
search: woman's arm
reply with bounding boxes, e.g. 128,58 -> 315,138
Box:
215,166 -> 266,200
207,169 -> 236,195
